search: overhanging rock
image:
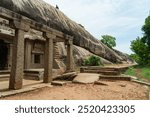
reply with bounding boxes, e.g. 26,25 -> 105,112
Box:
0,0 -> 133,64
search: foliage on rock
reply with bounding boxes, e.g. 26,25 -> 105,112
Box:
101,35 -> 116,48
84,55 -> 102,66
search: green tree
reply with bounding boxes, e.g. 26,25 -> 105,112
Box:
101,35 -> 116,48
129,54 -> 140,64
130,37 -> 149,65
141,16 -> 150,47
130,15 -> 150,66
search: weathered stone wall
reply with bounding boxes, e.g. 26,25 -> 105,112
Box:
57,42 -> 113,66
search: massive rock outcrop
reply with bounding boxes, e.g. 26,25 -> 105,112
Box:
0,0 -> 132,64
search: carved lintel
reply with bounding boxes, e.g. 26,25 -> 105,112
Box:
43,32 -> 56,40
10,20 -> 30,32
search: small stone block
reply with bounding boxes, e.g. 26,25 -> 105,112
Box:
51,81 -> 67,86
119,84 -> 126,87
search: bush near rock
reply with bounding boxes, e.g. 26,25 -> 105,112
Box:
84,55 -> 103,66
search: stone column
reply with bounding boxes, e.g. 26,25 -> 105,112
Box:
9,20 -> 30,90
43,33 -> 55,83
66,38 -> 74,72
24,40 -> 32,69
53,42 -> 57,59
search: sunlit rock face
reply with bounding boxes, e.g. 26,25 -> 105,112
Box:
0,0 -> 133,64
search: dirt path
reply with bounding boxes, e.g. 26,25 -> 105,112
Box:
134,69 -> 150,83
1,80 -> 149,100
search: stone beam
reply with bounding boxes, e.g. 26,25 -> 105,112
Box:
43,32 -> 55,83
53,37 -> 65,42
0,7 -> 66,39
9,20 -> 30,90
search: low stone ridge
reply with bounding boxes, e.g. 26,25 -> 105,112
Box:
131,79 -> 150,87
0,0 -> 133,65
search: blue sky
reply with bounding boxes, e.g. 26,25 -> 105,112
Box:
43,0 -> 150,54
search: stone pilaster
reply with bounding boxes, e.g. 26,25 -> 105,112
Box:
9,20 -> 30,90
66,38 -> 74,72
43,33 -> 55,83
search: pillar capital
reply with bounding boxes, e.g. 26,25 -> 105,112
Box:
65,34 -> 73,40
43,32 -> 56,39
65,35 -> 73,45
10,20 -> 30,32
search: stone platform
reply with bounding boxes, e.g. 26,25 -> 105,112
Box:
0,79 -> 43,91
73,73 -> 99,84
0,79 -> 52,98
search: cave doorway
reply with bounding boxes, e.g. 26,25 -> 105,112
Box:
0,40 -> 8,70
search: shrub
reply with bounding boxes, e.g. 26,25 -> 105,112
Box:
84,55 -> 102,66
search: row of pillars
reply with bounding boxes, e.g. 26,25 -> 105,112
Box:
9,20 -> 74,90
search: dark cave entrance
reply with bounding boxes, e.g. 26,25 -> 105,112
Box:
0,40 -> 8,70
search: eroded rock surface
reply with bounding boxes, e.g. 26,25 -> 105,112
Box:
0,0 -> 133,64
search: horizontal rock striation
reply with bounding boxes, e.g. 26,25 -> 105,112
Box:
0,0 -> 132,64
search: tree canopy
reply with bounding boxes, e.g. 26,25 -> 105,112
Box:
130,16 -> 150,66
101,35 -> 116,48
141,16 -> 150,47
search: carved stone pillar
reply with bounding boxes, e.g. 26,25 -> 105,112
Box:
66,38 -> 74,72
43,33 -> 55,83
9,20 -> 30,90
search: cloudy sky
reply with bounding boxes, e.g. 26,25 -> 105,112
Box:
43,0 -> 150,54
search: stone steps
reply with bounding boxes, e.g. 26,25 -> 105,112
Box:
80,66 -> 129,73
81,66 -> 118,70
80,66 -> 132,81
0,74 -> 10,78
80,67 -> 121,73
0,70 -> 10,75
100,71 -> 120,75
81,69 -> 120,75
24,69 -> 44,80
0,74 -> 10,82
99,75 -> 131,81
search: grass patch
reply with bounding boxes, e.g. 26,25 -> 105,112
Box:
141,67 -> 150,79
125,66 -> 150,80
125,67 -> 136,76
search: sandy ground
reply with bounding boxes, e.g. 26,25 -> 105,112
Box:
1,80 -> 149,100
